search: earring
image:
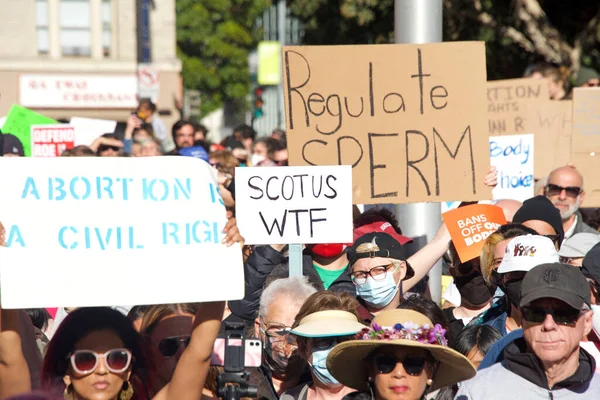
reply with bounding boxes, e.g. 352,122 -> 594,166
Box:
63,384 -> 74,400
120,381 -> 135,400
426,378 -> 433,386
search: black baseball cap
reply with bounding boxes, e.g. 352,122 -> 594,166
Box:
582,242 -> 600,285
2,134 -> 24,156
347,232 -> 414,280
520,262 -> 591,309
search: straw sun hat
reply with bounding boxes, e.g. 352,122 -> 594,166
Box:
326,309 -> 476,392
290,310 -> 367,338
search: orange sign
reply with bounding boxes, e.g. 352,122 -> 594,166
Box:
442,204 -> 507,262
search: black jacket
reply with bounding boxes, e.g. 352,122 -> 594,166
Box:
228,246 -> 355,321
504,337 -> 597,391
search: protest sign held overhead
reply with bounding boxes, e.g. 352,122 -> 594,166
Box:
235,165 -> 353,244
0,157 -> 243,308
571,88 -> 600,154
1,105 -> 58,156
526,100 -> 572,179
489,134 -> 534,201
70,117 -> 118,146
282,42 -> 492,204
443,204 -> 507,263
486,77 -> 549,136
30,124 -> 75,157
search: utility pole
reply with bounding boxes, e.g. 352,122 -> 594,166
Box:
394,0 -> 444,304
277,0 -> 287,130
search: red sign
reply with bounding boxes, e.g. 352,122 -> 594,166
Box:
30,124 -> 76,157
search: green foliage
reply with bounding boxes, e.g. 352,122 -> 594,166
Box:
177,0 -> 270,116
287,0 -> 600,80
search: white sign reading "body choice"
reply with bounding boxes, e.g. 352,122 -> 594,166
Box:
489,133 -> 534,202
0,157 -> 243,308
235,166 -> 353,245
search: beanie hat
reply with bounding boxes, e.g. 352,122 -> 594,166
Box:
513,195 -> 564,244
576,66 -> 600,87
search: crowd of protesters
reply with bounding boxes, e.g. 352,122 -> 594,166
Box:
1,62 -> 600,400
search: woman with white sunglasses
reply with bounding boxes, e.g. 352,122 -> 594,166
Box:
41,307 -> 155,400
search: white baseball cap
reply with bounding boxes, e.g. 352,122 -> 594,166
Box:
559,233 -> 600,259
497,235 -> 559,274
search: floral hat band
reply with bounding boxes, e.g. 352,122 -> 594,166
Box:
356,321 -> 448,346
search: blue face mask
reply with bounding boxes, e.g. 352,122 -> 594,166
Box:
355,268 -> 401,308
310,345 -> 339,386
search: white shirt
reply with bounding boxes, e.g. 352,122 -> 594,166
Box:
564,214 -> 578,240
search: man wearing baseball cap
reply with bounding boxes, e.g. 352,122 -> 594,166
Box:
458,263 -> 600,397
559,232 -> 600,267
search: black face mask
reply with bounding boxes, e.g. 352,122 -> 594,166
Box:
454,272 -> 496,307
263,338 -> 289,377
503,280 -> 523,308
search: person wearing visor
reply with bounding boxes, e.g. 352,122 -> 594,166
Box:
558,232 -> 600,267
281,291 -> 366,400
326,309 -> 476,400
347,232 -> 414,320
457,263 -> 600,397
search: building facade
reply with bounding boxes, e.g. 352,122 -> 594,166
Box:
0,0 -> 181,129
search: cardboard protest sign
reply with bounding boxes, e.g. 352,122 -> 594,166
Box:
571,88 -> 600,154
0,157 -> 243,308
235,166 -> 353,244
489,134 -> 534,201
525,101 -> 572,179
569,152 -> 600,207
1,105 -> 57,156
282,42 -> 492,204
30,124 -> 75,157
70,117 -> 118,146
486,78 -> 549,136
443,204 -> 507,262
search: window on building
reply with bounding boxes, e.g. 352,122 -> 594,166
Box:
102,0 -> 111,57
60,0 -> 91,57
36,0 -> 49,55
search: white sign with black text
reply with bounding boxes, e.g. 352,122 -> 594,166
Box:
235,166 -> 353,245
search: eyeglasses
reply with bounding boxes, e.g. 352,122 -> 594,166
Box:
312,336 -> 354,351
545,184 -> 582,198
69,348 -> 132,375
544,234 -> 561,244
349,263 -> 398,286
260,319 -> 295,345
521,306 -> 586,326
370,354 -> 426,376
158,335 -> 191,357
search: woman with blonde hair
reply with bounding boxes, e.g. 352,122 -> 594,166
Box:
281,291 -> 366,400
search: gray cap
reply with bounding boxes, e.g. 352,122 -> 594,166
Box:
558,233 -> 600,259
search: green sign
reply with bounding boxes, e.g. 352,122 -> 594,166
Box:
258,41 -> 281,85
2,105 -> 57,156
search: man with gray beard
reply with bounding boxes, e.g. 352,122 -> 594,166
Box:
544,166 -> 599,239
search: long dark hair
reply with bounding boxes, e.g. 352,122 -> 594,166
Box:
42,307 -> 156,400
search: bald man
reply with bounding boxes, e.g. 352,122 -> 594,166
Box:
493,199 -> 522,223
544,166 -> 598,239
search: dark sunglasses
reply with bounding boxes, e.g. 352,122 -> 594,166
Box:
312,336 -> 354,351
521,306 -> 585,326
545,184 -> 582,198
98,145 -> 121,153
371,354 -> 426,376
158,335 -> 191,357
544,234 -> 561,244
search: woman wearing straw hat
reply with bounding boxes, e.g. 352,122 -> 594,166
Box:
281,292 -> 367,400
327,309 -> 476,400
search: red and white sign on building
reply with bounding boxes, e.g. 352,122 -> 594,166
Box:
30,124 -> 76,157
137,64 -> 160,102
20,75 -> 138,109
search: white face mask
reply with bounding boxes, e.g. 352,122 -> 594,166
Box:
250,153 -> 266,166
591,305 -> 600,337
